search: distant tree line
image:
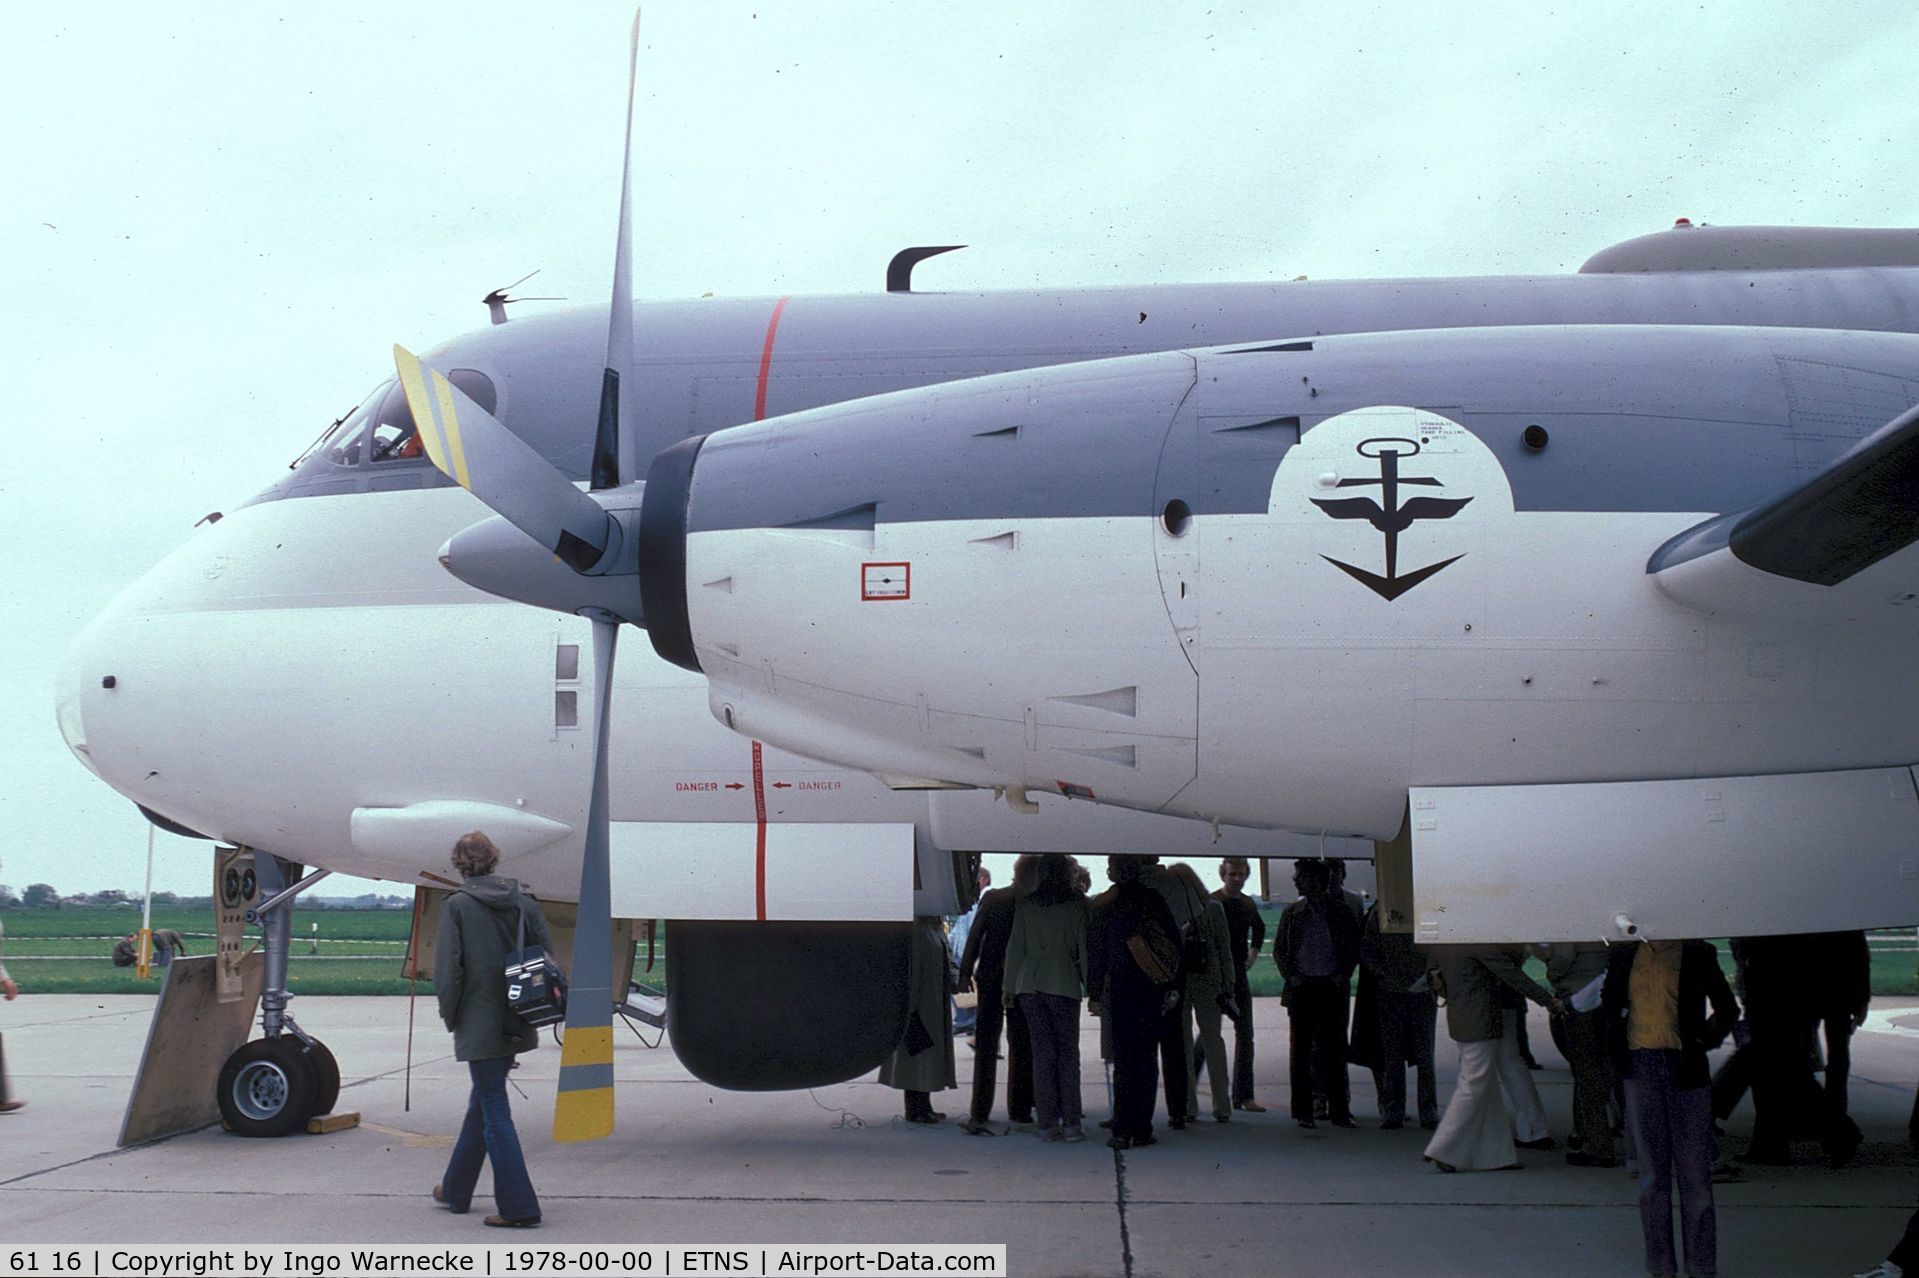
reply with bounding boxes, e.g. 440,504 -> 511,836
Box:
0,886 -> 411,910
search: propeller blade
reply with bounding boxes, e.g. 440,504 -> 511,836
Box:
393,344 -> 616,573
590,7 -> 643,491
554,614 -> 619,1143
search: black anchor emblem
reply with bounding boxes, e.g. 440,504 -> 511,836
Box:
1311,436 -> 1473,600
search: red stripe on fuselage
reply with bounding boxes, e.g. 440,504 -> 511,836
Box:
750,297 -> 787,922
752,741 -> 768,921
754,296 -> 791,423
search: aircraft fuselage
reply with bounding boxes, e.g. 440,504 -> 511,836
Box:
59,262 -> 1919,915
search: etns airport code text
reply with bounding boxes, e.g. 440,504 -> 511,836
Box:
6,1247 -> 1007,1278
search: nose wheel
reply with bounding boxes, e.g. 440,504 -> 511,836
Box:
216,1036 -> 336,1137
214,853 -> 344,1136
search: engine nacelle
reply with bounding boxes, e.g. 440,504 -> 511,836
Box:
640,351 -> 1202,815
638,323 -> 1919,940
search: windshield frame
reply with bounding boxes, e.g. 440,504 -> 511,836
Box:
290,382 -> 386,470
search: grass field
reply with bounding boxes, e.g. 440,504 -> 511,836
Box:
0,905 -> 418,995
3,906 -> 1912,997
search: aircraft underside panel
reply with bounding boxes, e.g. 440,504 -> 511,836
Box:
608,821 -> 914,920
927,788 -> 1356,860
1407,767 -> 1919,943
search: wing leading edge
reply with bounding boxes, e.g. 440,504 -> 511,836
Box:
1649,400 -> 1919,619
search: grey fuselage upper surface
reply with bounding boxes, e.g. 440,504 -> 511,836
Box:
253,266 -> 1919,515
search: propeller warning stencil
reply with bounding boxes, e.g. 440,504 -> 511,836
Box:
862,562 -> 911,601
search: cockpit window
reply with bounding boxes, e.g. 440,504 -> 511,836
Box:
316,369 -> 499,467
371,368 -> 498,463
289,383 -> 378,469
315,384 -> 384,467
248,361 -> 525,509
368,380 -> 421,462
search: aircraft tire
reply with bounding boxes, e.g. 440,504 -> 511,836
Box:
217,1038 -> 318,1137
306,1039 -> 341,1118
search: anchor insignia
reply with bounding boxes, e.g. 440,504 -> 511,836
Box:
1311,436 -> 1472,601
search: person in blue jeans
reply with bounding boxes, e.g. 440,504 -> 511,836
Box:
1602,938 -> 1737,1278
433,830 -> 551,1228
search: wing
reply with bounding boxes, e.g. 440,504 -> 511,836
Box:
1649,400 -> 1919,622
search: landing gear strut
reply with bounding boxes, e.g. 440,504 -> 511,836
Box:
215,854 -> 340,1136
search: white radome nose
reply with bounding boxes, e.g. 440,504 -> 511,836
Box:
54,583 -> 221,839
55,614 -> 99,776
55,583 -> 174,810
51,511 -> 239,822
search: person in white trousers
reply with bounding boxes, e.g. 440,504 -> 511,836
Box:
1425,946 -> 1562,1171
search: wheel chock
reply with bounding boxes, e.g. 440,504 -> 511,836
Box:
306,1111 -> 361,1134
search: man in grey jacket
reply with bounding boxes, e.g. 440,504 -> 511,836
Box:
433,831 -> 552,1228
957,870 -> 1034,1134
1167,862 -> 1235,1124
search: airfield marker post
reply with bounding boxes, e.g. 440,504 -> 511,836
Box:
136,825 -> 154,980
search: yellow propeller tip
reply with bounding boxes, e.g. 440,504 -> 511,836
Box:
553,1089 -> 616,1143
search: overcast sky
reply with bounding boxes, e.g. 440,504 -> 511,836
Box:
4,2 -> 1918,896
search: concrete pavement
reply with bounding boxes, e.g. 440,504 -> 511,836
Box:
1,994 -> 1913,1275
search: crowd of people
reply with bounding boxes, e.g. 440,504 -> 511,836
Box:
884,852 -> 1879,1278
898,854 -> 1272,1148
0,835 -> 1890,1269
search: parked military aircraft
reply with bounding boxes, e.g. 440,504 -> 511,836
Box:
423,215 -> 1919,965
618,234 -> 1919,952
50,13 -> 1356,1141
57,12 -> 1919,1143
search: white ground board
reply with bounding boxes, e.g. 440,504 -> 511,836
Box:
1409,766 -> 1919,942
608,821 -> 914,921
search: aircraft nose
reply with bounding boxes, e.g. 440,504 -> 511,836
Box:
54,619 -> 97,775
54,591 -> 198,831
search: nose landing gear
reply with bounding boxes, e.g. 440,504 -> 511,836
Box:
214,853 -> 343,1136
217,1036 -> 340,1136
